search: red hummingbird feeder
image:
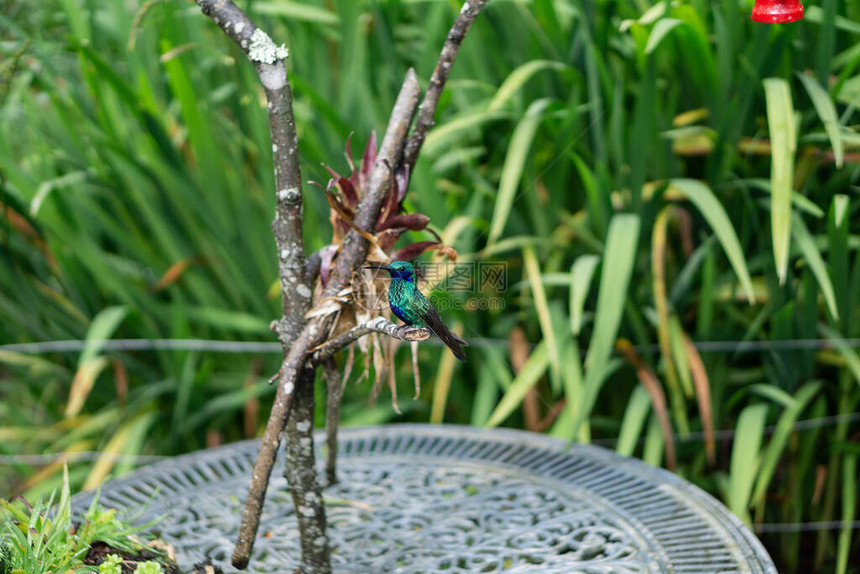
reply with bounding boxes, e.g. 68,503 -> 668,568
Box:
751,0 -> 804,23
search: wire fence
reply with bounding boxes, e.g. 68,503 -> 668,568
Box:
3,336 -> 860,356
2,336 -> 859,534
3,411 -> 859,467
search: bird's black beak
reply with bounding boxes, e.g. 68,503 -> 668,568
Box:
364,265 -> 390,271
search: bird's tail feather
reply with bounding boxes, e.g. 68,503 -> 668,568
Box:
422,308 -> 467,361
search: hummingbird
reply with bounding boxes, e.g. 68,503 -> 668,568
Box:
365,261 -> 467,361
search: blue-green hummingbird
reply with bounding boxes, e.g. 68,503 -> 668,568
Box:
365,261 -> 467,361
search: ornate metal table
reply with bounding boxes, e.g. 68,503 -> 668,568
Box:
71,424 -> 776,573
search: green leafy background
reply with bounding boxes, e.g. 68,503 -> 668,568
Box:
1,1 -> 859,572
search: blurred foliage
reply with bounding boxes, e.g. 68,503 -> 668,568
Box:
1,0 -> 860,571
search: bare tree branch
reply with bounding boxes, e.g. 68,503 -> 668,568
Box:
403,0 -> 491,171
195,0 -> 310,348
233,343 -> 303,568
191,3 -> 321,570
284,367 -> 330,573
312,317 -> 430,365
319,70 -> 421,298
195,2 -> 491,570
323,358 -> 343,486
233,74 -> 421,568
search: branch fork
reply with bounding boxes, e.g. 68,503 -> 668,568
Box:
193,1 -> 490,571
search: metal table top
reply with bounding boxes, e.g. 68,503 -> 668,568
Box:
71,424 -> 776,573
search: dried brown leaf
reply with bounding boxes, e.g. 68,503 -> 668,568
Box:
510,326 -> 539,430
684,334 -> 715,466
616,339 -> 677,471
154,257 -> 197,291
437,245 -> 459,262
112,358 -> 128,408
377,160 -> 400,226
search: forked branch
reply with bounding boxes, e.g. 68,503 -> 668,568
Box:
193,1 -> 492,571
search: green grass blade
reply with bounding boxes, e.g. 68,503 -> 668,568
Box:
485,341 -> 549,428
763,78 -> 796,285
644,18 -> 683,55
252,2 -> 339,26
616,384 -> 651,457
523,245 -> 560,381
837,453 -> 857,574
570,214 -> 640,436
471,364 -> 501,427
79,306 -> 129,366
828,194 -> 851,328
488,60 -> 567,112
791,214 -> 839,321
642,414 -> 665,468
423,111 -> 510,157
819,324 -> 860,388
728,403 -> 769,525
549,337 -> 589,442
186,307 -> 272,335
813,0 -> 837,86
670,179 -> 755,304
486,98 -> 552,247
569,254 -> 600,335
668,315 -> 693,397
797,73 -> 844,168
750,381 -> 822,513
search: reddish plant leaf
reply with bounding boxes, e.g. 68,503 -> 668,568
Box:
345,131 -> 356,174
378,229 -> 406,251
378,213 -> 430,232
322,164 -> 342,182
377,162 -> 401,227
685,334 -> 715,466
338,177 -> 359,207
327,191 -> 377,244
337,219 -> 350,237
392,241 -> 439,261
325,190 -> 355,221
319,244 -> 339,286
359,131 -> 377,190
395,164 -> 410,202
